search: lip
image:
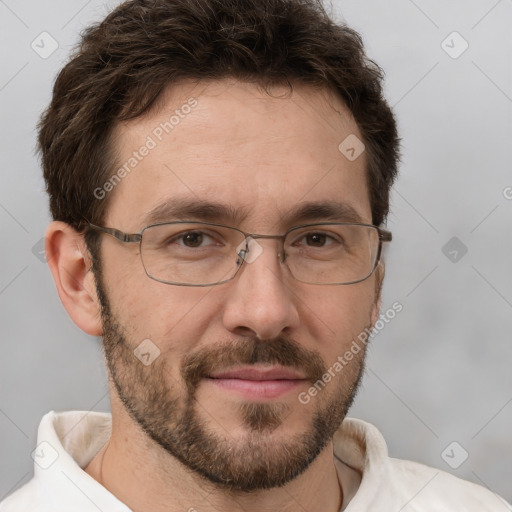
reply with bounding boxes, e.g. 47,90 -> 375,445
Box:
205,365 -> 308,400
208,365 -> 306,381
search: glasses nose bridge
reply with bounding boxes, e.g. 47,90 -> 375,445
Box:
245,232 -> 287,262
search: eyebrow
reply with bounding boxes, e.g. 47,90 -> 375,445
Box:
283,200 -> 365,225
142,198 -> 365,228
143,198 -> 250,226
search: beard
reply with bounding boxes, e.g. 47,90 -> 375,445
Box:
95,270 -> 368,492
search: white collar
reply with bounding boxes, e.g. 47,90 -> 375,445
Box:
30,410 -> 131,511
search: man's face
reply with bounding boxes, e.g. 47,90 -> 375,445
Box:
95,79 -> 380,491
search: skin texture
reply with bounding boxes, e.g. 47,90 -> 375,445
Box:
46,79 -> 383,512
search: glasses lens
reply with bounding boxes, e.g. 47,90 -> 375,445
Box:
140,222 -> 381,286
284,224 -> 380,284
141,223 -> 246,285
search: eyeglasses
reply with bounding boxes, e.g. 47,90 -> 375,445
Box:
86,220 -> 392,286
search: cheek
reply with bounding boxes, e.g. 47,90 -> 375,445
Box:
101,256 -> 218,359
297,280 -> 376,357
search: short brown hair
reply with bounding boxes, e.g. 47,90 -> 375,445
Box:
38,0 -> 399,243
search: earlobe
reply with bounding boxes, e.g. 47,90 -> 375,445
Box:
45,221 -> 103,336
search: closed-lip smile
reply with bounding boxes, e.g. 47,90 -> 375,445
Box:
206,365 -> 308,399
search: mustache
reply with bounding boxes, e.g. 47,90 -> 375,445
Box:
181,335 -> 327,393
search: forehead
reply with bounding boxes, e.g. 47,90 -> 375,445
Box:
106,79 -> 371,230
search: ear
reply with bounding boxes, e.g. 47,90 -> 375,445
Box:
370,261 -> 385,327
45,221 -> 103,336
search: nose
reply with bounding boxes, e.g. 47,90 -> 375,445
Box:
221,238 -> 300,340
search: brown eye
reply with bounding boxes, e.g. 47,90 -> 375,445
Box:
182,232 -> 204,247
305,233 -> 327,246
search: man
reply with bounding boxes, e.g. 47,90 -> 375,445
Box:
1,0 -> 510,510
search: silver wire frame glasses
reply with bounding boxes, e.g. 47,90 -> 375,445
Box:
86,220 -> 392,287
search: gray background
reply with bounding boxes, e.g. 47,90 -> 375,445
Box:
1,0 -> 511,503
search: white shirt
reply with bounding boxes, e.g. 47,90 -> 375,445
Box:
1,410 -> 510,511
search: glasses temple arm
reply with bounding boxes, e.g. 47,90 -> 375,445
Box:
87,223 -> 141,243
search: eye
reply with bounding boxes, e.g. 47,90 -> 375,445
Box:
173,231 -> 217,248
294,231 -> 339,248
303,232 -> 331,247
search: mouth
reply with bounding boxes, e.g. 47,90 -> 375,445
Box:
205,365 -> 308,400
